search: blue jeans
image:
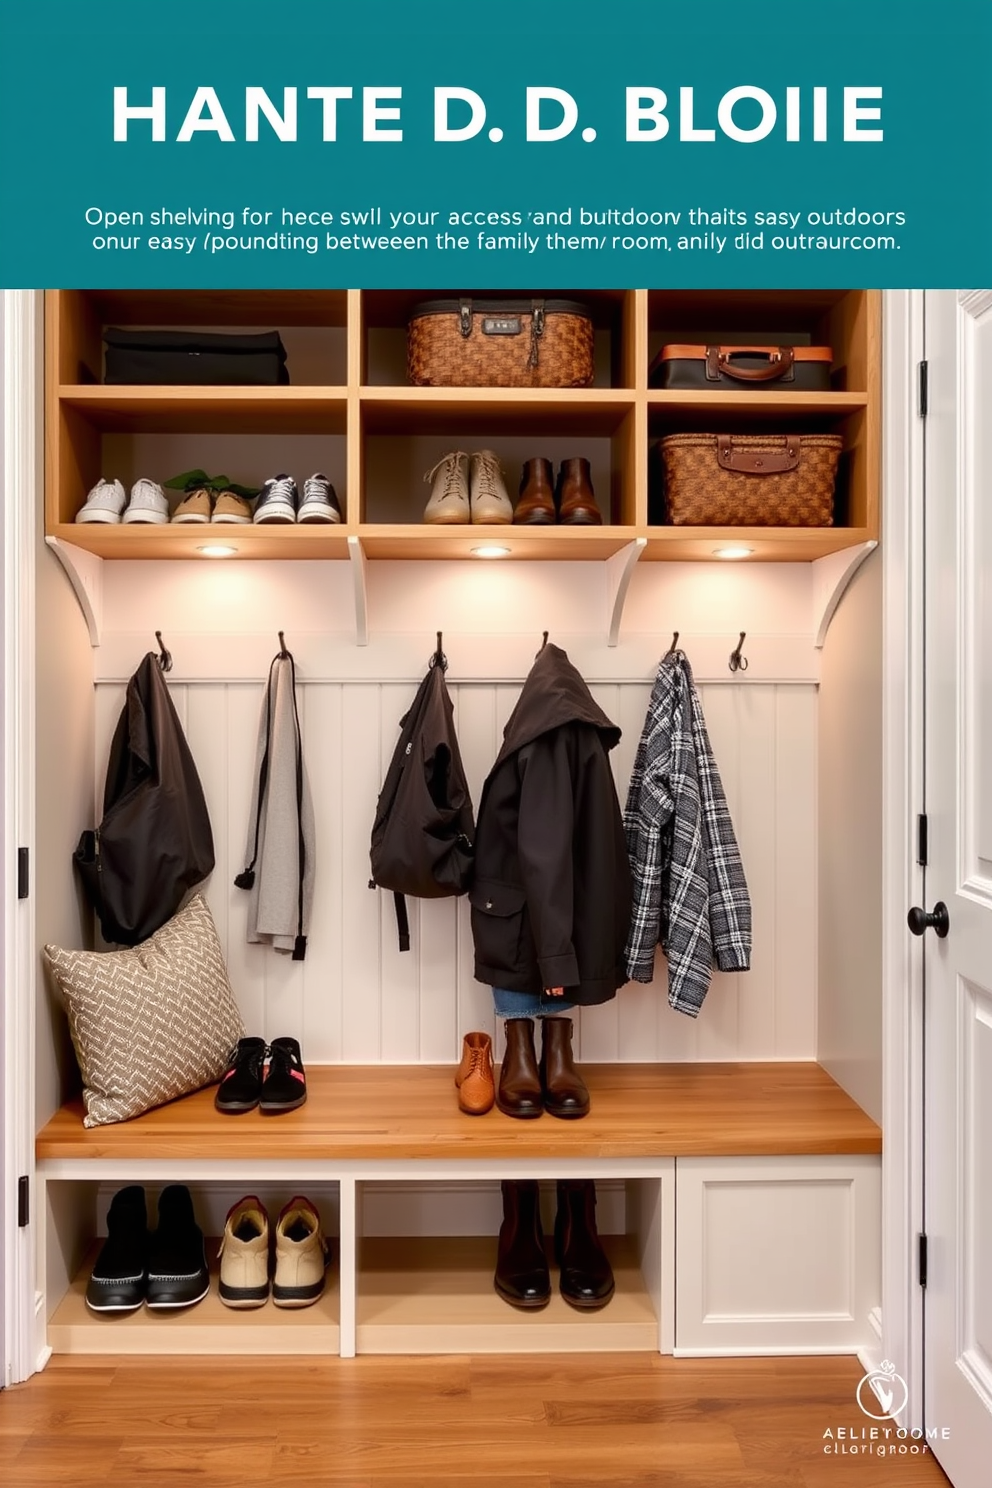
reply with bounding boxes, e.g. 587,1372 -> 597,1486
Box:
492,986 -> 576,1019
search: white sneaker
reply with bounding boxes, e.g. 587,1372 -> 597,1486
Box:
272,1196 -> 329,1308
469,450 -> 513,524
217,1196 -> 270,1310
123,478 -> 170,525
76,478 -> 126,524
423,451 -> 470,524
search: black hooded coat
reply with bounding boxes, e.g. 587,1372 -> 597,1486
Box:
470,643 -> 632,1006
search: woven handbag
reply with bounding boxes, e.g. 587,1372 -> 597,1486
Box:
407,298 -> 594,388
659,433 -> 843,527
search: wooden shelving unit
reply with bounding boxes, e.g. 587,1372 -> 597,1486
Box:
45,288 -> 880,564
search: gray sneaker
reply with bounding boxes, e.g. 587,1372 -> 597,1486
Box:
423,451 -> 470,524
470,450 -> 513,524
122,478 -> 169,525
76,477 -> 127,524
298,472 -> 343,524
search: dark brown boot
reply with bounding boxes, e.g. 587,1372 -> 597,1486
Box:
494,1180 -> 550,1309
556,457 -> 602,525
514,457 -> 557,525
540,1017 -> 590,1118
496,1018 -> 543,1119
554,1179 -> 615,1310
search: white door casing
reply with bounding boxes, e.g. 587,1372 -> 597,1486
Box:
924,288 -> 992,1483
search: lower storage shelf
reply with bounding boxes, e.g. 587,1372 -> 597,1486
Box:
356,1235 -> 657,1355
49,1241 -> 341,1356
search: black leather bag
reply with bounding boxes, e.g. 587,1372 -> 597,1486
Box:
369,644 -> 475,950
73,653 -> 215,945
104,328 -> 289,385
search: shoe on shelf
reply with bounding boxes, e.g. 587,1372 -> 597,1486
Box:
145,1184 -> 210,1310
85,1184 -> 148,1313
469,450 -> 513,524
423,451 -> 470,524
514,457 -> 557,525
76,477 -> 127,524
272,1196 -> 329,1308
215,1036 -> 267,1114
211,489 -> 253,524
455,1031 -> 495,1115
218,1196 -> 271,1309
554,1179 -> 615,1310
122,478 -> 170,525
254,474 -> 299,524
171,486 -> 213,524
540,1016 -> 590,1119
556,458 -> 602,525
496,1017 -> 543,1119
298,472 -> 343,524
260,1036 -> 308,1114
494,1179 -> 551,1310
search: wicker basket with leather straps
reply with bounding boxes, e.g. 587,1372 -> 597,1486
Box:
407,298 -> 594,388
659,432 -> 844,527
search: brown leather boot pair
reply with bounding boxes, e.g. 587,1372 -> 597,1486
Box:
496,1017 -> 590,1119
513,457 -> 602,526
493,1178 -> 615,1310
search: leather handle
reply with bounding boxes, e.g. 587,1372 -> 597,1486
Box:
706,345 -> 795,383
717,436 -> 800,473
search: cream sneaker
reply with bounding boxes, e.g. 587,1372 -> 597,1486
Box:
123,477 -> 170,524
423,451 -> 470,524
469,450 -> 513,524
171,486 -> 213,523
273,1196 -> 329,1308
217,1196 -> 270,1309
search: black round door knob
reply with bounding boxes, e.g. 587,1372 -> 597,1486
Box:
907,902 -> 950,938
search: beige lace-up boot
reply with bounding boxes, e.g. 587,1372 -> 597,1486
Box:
423,450 -> 470,524
469,449 -> 513,523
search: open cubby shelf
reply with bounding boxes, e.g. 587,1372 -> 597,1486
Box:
46,289 -> 880,563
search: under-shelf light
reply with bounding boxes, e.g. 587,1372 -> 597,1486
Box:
471,544 -> 511,559
711,545 -> 754,560
196,543 -> 238,557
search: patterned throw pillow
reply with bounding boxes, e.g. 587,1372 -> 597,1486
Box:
44,893 -> 245,1128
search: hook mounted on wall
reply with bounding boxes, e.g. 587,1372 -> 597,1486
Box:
278,631 -> 290,658
536,630 -> 549,658
154,631 -> 172,672
430,631 -> 448,671
665,631 -> 680,658
729,632 -> 749,673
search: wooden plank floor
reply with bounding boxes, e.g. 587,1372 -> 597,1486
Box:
0,1354 -> 948,1486
35,1062 -> 881,1161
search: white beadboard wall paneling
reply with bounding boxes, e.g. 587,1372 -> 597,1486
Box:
91,671 -> 817,1064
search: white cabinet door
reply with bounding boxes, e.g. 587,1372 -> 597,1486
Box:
924,289 -> 992,1483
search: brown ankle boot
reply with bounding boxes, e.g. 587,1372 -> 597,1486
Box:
494,1180 -> 550,1309
514,457 -> 557,525
454,1031 -> 495,1115
540,1017 -> 590,1118
556,457 -> 602,525
554,1179 -> 615,1309
496,1018 -> 543,1119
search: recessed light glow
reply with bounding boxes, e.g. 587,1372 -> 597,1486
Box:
471,544 -> 511,559
711,545 -> 754,560
196,544 -> 238,557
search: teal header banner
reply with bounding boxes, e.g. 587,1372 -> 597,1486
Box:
1,0 -> 988,288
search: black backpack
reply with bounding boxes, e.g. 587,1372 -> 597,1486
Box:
369,642 -> 475,950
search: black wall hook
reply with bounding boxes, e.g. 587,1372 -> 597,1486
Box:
278,631 -> 289,658
665,631 -> 680,658
430,631 -> 448,671
154,631 -> 172,672
536,630 -> 549,656
729,632 -> 749,673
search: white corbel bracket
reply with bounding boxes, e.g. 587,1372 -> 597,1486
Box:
605,537 -> 647,647
45,537 -> 103,647
811,540 -> 877,649
347,534 -> 369,647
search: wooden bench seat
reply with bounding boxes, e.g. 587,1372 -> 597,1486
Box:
36,1061 -> 881,1162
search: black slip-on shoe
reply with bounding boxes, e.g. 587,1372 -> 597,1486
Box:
85,1184 -> 148,1313
146,1184 -> 210,1310
260,1037 -> 308,1114
215,1036 -> 267,1114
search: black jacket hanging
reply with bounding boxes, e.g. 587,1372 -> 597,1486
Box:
369,644 -> 475,950
73,652 -> 215,945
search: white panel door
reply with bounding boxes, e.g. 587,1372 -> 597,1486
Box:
925,289 -> 992,1483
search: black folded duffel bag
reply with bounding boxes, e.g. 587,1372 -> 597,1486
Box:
104,328 -> 289,385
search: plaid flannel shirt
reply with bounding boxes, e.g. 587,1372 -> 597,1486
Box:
623,652 -> 751,1015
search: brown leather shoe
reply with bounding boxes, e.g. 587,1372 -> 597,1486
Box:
540,1017 -> 590,1118
454,1031 -> 495,1115
494,1180 -> 551,1309
514,457 -> 557,525
496,1018 -> 543,1119
554,1179 -> 615,1309
556,457 -> 602,525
